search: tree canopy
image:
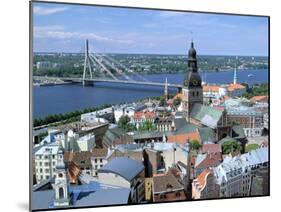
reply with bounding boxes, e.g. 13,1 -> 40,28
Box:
222,140 -> 241,154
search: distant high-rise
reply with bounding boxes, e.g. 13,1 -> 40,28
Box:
182,41 -> 203,120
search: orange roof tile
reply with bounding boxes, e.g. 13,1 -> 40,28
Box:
250,95 -> 268,103
203,85 -> 220,92
194,168 -> 212,190
167,132 -> 200,145
173,93 -> 183,100
227,83 -> 245,91
133,111 -> 155,120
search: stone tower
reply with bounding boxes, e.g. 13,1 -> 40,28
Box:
53,142 -> 70,207
182,41 -> 203,120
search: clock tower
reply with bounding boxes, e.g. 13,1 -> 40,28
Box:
182,41 -> 203,120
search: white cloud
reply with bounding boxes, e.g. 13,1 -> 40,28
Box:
34,26 -> 135,45
33,6 -> 68,15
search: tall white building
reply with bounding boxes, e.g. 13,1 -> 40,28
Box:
34,144 -> 59,183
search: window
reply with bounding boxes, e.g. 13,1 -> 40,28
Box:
196,91 -> 199,96
59,188 -> 64,199
100,159 -> 103,163
95,159 -> 97,163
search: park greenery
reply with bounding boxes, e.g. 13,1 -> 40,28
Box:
138,120 -> 156,131
245,143 -> 260,152
117,115 -> 136,132
242,83 -> 268,99
222,140 -> 241,154
33,104 -> 111,128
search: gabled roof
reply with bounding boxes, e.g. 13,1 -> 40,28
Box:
153,174 -> 184,194
92,148 -> 108,158
195,153 -> 222,168
202,144 -> 221,154
190,104 -> 223,129
173,118 -> 198,134
99,157 -> 144,182
250,95 -> 268,103
232,125 -> 246,139
198,127 -> 216,143
193,168 -> 213,191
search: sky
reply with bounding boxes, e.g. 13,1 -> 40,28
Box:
32,2 -> 269,56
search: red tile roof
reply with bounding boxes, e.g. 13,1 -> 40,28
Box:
203,85 -> 220,92
194,168 -> 212,190
227,83 -> 246,91
195,153 -> 222,168
167,132 -> 200,145
133,111 -> 155,120
202,144 -> 221,154
250,95 -> 268,103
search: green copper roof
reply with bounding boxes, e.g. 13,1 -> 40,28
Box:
173,118 -> 198,134
190,103 -> 223,128
232,125 -> 246,139
198,127 -> 216,143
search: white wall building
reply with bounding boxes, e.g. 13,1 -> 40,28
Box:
34,144 -> 59,183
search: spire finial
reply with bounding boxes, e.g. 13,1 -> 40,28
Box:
189,31 -> 194,47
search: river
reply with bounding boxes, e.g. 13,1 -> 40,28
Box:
33,69 -> 268,118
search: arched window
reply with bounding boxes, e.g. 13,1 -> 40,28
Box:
59,187 -> 64,199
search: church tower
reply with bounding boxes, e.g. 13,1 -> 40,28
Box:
182,41 -> 203,120
53,142 -> 70,207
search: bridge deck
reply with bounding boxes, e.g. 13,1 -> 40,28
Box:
33,76 -> 183,88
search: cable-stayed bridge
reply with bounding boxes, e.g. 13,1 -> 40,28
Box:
33,40 -> 183,90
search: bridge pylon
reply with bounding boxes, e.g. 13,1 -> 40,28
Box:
82,39 -> 93,86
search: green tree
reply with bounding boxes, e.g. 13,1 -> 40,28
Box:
173,97 -> 182,107
159,96 -> 167,107
222,140 -> 241,154
138,120 -> 156,131
190,140 -> 201,150
118,115 -> 136,132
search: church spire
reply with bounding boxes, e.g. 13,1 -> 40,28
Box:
233,56 -> 238,84
164,77 -> 168,101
